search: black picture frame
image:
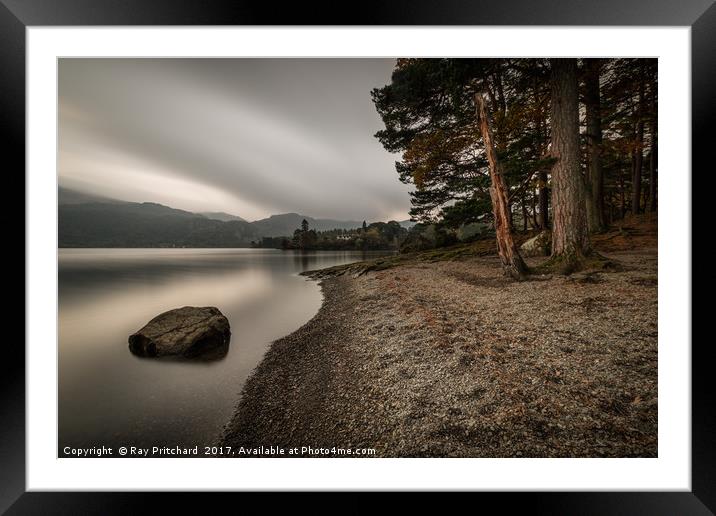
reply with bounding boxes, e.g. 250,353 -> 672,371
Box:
2,0 -> 710,512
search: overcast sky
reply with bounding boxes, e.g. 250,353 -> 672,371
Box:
58,58 -> 411,222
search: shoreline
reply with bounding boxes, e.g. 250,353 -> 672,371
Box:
219,240 -> 657,457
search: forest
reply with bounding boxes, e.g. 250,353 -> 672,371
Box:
372,58 -> 657,277
254,219 -> 407,250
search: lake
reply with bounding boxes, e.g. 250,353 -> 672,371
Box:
58,248 -> 392,456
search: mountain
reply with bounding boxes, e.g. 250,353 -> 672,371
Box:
58,188 -> 384,247
200,211 -> 246,223
399,219 -> 417,229
59,201 -> 259,248
58,203 -> 363,247
251,213 -> 363,237
58,186 -> 123,205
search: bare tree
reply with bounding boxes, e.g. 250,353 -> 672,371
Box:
475,92 -> 529,280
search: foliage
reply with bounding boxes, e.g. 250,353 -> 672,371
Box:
439,197 -> 492,229
255,220 -> 408,251
372,58 -> 657,232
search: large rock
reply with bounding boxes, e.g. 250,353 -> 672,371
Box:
128,306 -> 231,359
520,231 -> 552,257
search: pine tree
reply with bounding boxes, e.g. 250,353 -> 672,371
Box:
549,58 -> 591,272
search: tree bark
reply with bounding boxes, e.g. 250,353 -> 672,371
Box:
475,92 -> 529,280
583,59 -> 607,232
549,59 -> 591,271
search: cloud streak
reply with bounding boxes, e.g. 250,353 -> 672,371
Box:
58,58 -> 411,222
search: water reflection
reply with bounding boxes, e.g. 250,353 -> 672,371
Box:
58,248 -> 392,454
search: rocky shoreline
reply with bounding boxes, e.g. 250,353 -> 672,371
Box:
219,247 -> 657,457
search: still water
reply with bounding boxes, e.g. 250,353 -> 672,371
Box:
58,248 -> 391,455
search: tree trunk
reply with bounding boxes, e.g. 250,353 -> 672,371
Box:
533,72 -> 549,230
642,152 -> 651,208
632,131 -> 644,214
475,92 -> 529,280
619,169 -> 626,219
538,171 -> 549,229
583,59 -> 607,232
649,143 -> 657,212
648,74 -> 658,213
632,65 -> 645,215
549,59 -> 591,271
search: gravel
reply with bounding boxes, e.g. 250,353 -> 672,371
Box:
219,249 -> 657,457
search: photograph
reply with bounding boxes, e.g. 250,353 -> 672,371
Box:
57,57 -> 659,459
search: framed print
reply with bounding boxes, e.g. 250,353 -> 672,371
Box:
3,0 -> 711,511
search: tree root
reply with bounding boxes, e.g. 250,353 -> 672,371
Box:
535,250 -> 622,276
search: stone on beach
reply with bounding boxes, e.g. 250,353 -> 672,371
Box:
128,306 -> 231,359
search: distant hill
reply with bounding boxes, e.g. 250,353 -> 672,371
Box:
251,213 -> 363,237
58,188 -> 389,248
59,201 -> 259,248
58,187 -> 124,205
399,219 -> 417,229
200,211 -> 246,223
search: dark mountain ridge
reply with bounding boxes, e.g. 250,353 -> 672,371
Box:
200,211 -> 247,222
58,186 -> 124,205
58,201 -> 258,248
251,213 -> 363,237
58,189 -> 379,248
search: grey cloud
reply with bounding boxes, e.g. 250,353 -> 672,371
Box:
58,58 -> 411,222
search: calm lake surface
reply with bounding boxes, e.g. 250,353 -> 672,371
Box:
58,248 -> 392,455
